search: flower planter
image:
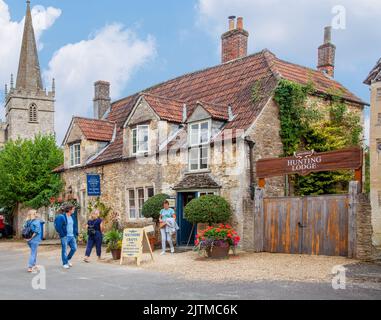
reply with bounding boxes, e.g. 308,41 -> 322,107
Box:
206,245 -> 230,259
111,249 -> 121,260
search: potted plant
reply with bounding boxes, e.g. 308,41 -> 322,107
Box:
142,194 -> 170,249
184,195 -> 232,227
194,224 -> 241,259
104,229 -> 123,260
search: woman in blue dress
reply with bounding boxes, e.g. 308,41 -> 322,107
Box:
84,210 -> 104,262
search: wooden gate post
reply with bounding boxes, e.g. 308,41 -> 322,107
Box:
348,181 -> 359,258
254,187 -> 264,252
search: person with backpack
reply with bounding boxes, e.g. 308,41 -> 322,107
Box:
54,204 -> 78,269
23,210 -> 42,273
83,210 -> 104,263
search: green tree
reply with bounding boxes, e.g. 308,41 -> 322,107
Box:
0,135 -> 63,213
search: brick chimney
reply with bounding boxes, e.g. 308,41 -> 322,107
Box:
93,81 -> 111,119
221,16 -> 249,64
317,26 -> 336,78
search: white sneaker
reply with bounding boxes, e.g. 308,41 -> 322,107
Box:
171,248 -> 175,254
160,251 -> 166,256
68,262 -> 73,267
63,264 -> 70,269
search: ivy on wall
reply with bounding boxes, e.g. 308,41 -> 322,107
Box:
271,79 -> 363,196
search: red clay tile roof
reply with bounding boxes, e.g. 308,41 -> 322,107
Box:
74,117 -> 115,142
81,49 -> 365,168
196,101 -> 230,121
53,164 -> 64,173
364,58 -> 381,85
142,94 -> 184,123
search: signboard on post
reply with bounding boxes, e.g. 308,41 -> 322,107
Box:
256,147 -> 363,178
87,174 -> 101,197
120,228 -> 154,266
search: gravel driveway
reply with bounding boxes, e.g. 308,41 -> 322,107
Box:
105,248 -> 358,283
0,241 -> 364,284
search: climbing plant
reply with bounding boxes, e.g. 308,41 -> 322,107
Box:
273,79 -> 363,195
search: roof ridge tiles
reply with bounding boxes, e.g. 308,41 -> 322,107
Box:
73,116 -> 115,124
111,50 -> 267,107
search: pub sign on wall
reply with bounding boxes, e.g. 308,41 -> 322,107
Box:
87,174 -> 101,197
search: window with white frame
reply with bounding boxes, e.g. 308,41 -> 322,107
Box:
132,125 -> 149,154
128,189 -> 136,219
377,88 -> 381,101
137,188 -> 145,218
69,143 -> 81,167
188,120 -> 210,171
127,186 -> 155,219
198,191 -> 217,197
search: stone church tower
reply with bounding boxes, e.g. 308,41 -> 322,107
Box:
0,1 -> 55,146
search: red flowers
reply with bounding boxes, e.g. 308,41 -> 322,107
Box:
194,224 -> 241,248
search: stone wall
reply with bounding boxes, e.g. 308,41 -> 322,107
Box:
242,98 -> 285,250
356,194 -> 374,260
369,81 -> 381,247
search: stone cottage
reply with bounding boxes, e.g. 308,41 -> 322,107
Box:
55,18 -> 366,249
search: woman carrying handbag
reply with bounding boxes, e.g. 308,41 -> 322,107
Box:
159,200 -> 177,255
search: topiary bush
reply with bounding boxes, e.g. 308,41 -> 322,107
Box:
142,194 -> 170,221
184,195 -> 231,226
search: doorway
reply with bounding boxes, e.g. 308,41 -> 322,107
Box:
176,192 -> 197,246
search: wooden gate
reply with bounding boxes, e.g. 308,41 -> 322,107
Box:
254,184 -> 358,257
263,195 -> 349,256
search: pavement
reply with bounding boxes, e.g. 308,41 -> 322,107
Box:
1,242 -> 381,300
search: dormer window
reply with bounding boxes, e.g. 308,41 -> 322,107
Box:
70,143 -> 81,167
132,125 -> 149,155
188,120 -> 210,171
29,104 -> 38,123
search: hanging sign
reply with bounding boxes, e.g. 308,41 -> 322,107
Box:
120,228 -> 154,266
256,147 -> 363,178
87,174 -> 101,196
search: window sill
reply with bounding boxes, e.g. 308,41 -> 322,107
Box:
69,164 -> 82,169
185,169 -> 211,175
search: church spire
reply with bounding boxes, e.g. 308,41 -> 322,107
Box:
16,1 -> 43,91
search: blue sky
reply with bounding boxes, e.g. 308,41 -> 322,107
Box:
1,0 -> 379,143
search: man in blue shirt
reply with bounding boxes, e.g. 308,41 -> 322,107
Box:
54,204 -> 78,269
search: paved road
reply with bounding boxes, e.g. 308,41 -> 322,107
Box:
1,245 -> 381,300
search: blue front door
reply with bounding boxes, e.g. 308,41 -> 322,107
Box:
176,192 -> 197,246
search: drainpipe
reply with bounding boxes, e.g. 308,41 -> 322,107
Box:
244,137 -> 256,200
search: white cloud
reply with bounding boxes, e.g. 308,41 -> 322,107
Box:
44,24 -> 156,143
196,0 -> 381,59
0,1 -> 61,102
196,0 -> 379,144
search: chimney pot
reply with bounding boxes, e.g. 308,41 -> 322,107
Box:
228,16 -> 236,30
324,26 -> 332,44
237,17 -> 243,30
